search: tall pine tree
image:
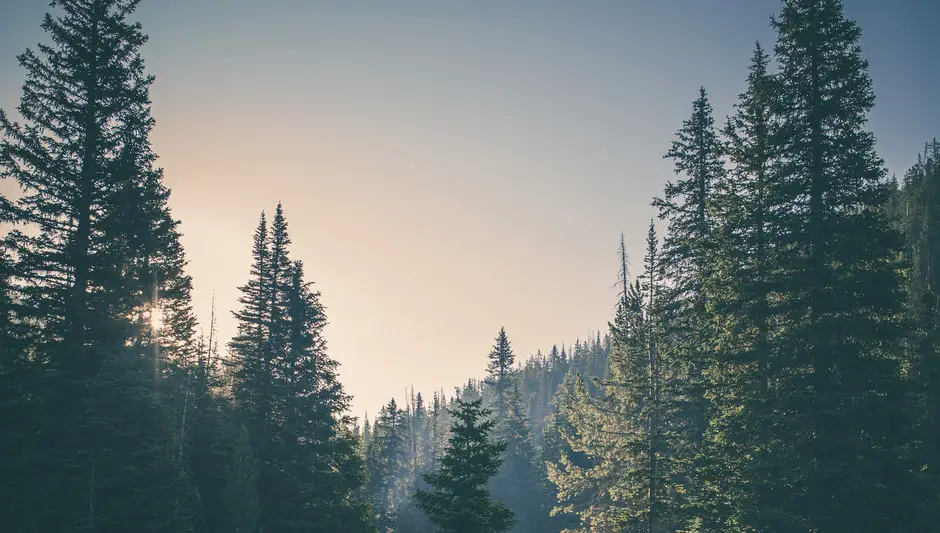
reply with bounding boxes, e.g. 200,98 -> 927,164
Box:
0,1 -> 199,529
229,206 -> 371,532
751,0 -> 917,528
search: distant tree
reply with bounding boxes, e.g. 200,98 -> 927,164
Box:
416,398 -> 514,533
367,398 -> 410,531
898,140 -> 940,520
362,414 -> 373,457
485,327 -> 515,417
480,328 -> 548,532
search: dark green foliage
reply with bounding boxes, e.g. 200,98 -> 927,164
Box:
0,1 -> 200,530
744,0 -> 916,529
416,398 -> 514,533
188,396 -> 261,533
693,42 -> 778,531
655,86 -> 724,308
650,86 -> 726,529
228,206 -> 371,532
1,1 -> 936,532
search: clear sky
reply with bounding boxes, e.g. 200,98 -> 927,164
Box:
1,0 -> 937,418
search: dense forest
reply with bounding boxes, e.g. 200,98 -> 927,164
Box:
0,0 -> 938,532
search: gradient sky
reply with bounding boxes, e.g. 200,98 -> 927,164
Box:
1,0 -> 938,418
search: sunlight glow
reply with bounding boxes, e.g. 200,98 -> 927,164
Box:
151,306 -> 164,331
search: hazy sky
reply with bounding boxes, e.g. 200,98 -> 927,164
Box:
1,0 -> 937,418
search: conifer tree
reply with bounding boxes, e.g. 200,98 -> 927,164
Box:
491,380 -> 549,533
750,0 -> 916,528
694,42 -> 778,530
367,398 -> 410,531
478,329 -> 550,531
416,397 -> 515,533
0,2 -> 199,529
899,140 -> 940,518
653,86 -> 725,524
485,327 -> 516,419
549,225 -> 688,531
229,207 -> 371,532
229,212 -> 274,460
362,414 -> 373,457
541,374 -> 590,533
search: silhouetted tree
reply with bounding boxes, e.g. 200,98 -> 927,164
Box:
0,1 -> 199,529
229,207 -> 371,532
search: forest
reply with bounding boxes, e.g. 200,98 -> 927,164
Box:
0,0 -> 938,532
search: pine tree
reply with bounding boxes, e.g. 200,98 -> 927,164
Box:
749,0 -> 917,528
416,397 -> 515,533
430,391 -> 448,465
477,328 -> 547,531
362,414 -> 373,457
0,2 -> 199,529
229,212 -> 274,469
541,374 -> 591,533
490,380 -> 548,533
693,42 -> 778,531
229,207 -> 371,532
368,398 -> 410,531
653,86 -> 725,526
282,259 -> 371,531
549,225 -> 688,531
655,86 -> 724,310
485,327 -> 516,420
899,140 -> 940,519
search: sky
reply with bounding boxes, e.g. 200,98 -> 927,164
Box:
1,0 -> 938,418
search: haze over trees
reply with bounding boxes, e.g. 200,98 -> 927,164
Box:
0,1 -> 937,532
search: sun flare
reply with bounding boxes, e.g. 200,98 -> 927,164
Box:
151,306 -> 164,331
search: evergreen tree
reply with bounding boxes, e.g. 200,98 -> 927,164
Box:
653,85 -> 725,526
490,380 -> 549,533
485,327 -> 515,420
747,0 -> 917,528
229,213 -> 273,447
549,225 -> 688,531
229,207 -> 371,532
367,398 -> 410,531
430,391 -> 449,465
362,414 -> 373,457
0,2 -> 199,529
281,259 -> 372,532
541,374 -> 590,533
693,42 -> 778,531
481,329 -> 552,531
416,398 -> 515,533
898,140 -> 940,519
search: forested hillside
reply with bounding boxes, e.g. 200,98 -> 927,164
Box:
1,0 -> 938,532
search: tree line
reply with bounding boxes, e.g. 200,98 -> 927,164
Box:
356,0 -> 940,531
2,0 -> 938,532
